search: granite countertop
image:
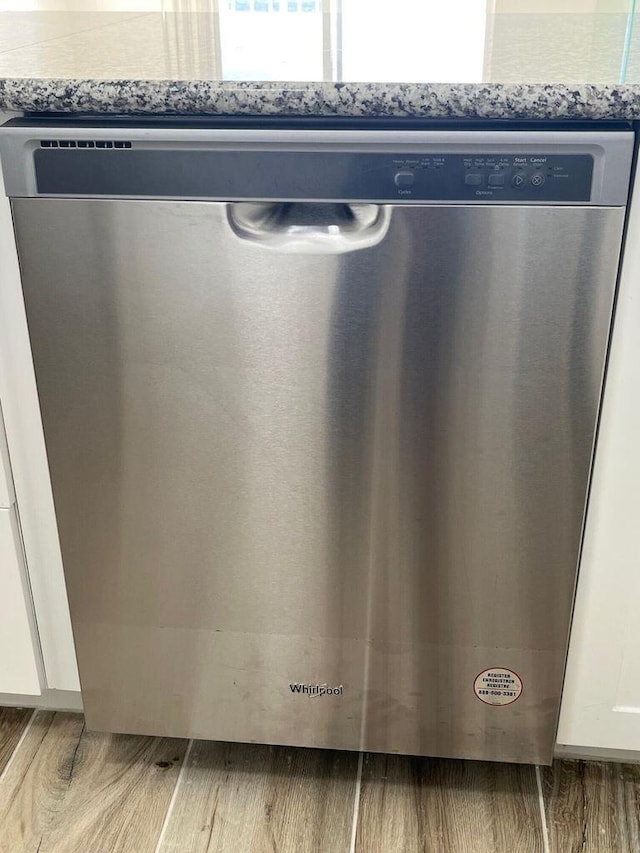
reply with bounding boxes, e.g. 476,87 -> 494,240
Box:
1,4 -> 640,119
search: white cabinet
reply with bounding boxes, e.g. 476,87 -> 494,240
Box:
0,410 -> 13,508
0,507 -> 41,695
0,396 -> 41,696
0,307 -> 41,698
557,163 -> 640,754
0,118 -> 79,694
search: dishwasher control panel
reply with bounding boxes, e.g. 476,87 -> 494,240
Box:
389,153 -> 593,201
2,124 -> 632,206
30,146 -> 595,203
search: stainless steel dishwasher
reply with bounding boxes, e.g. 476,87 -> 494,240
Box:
0,120 -> 633,764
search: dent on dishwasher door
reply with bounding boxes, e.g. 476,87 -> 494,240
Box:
12,198 -> 624,763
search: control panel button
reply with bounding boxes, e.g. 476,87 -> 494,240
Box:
394,171 -> 415,188
488,173 -> 506,187
530,173 -> 546,187
465,173 -> 483,186
511,173 -> 526,188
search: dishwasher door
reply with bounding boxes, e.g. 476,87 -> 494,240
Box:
12,198 -> 625,763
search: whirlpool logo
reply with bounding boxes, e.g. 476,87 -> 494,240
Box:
289,683 -> 344,696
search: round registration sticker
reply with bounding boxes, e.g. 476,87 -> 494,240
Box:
474,668 -> 522,706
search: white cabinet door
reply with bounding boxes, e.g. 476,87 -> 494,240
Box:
0,507 -> 41,695
557,165 -> 640,753
0,126 -> 79,692
0,409 -> 13,508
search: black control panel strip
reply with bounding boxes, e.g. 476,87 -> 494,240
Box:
33,148 -> 594,202
12,115 -> 634,132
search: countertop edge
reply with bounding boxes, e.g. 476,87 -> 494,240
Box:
2,79 -> 640,118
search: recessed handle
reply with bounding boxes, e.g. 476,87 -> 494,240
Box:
227,202 -> 390,254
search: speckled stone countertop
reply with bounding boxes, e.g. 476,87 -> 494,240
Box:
4,79 -> 640,120
2,7 -> 640,119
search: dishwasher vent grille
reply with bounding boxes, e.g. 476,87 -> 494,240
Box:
40,140 -> 132,149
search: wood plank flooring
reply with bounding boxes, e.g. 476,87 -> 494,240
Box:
543,760 -> 640,853
160,740 -> 359,852
356,753 -> 545,853
0,709 -> 639,852
0,706 -> 32,775
0,711 -> 187,853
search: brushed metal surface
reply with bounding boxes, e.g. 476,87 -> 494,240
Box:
12,199 -> 625,764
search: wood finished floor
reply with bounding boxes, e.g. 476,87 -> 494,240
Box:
0,710 -> 639,852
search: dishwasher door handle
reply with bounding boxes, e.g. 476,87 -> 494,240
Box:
227,202 -> 391,253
